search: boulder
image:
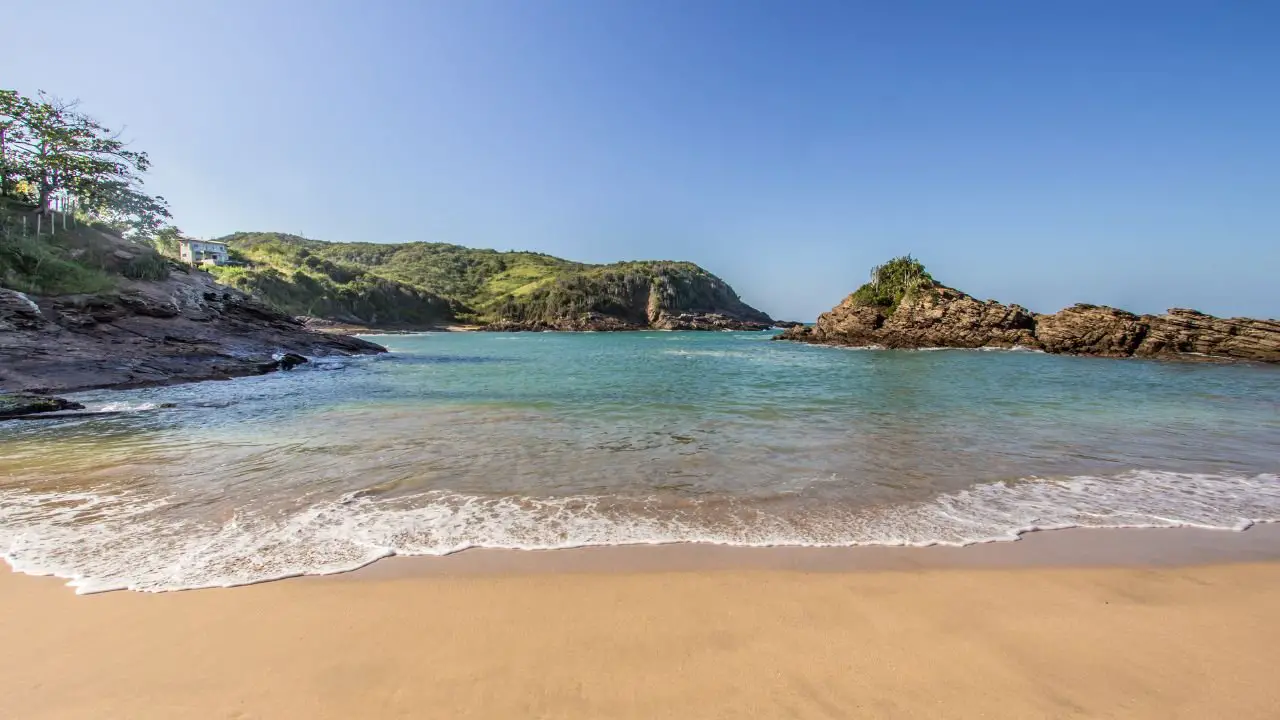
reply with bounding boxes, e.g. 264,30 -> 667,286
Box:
0,393 -> 86,419
276,353 -> 309,371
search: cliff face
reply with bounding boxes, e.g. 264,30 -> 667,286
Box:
781,261 -> 1280,364
0,270 -> 384,393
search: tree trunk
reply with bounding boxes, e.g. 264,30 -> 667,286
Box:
37,182 -> 53,214
0,125 -> 7,197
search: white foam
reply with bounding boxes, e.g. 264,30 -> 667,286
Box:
2,471 -> 1277,594
12,291 -> 41,313
662,349 -> 751,359
96,402 -> 159,412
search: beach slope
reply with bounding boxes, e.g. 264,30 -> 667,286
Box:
3,561 -> 1278,719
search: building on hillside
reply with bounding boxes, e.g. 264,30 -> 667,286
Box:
179,239 -> 230,265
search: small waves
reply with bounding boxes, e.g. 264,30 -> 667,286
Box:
2,470 -> 1277,594
95,402 -> 160,413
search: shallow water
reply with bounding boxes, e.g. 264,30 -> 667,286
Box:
2,331 -> 1278,592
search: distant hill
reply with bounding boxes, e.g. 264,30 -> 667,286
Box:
213,232 -> 775,330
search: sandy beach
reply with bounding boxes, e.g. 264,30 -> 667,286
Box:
4,528 -> 1280,719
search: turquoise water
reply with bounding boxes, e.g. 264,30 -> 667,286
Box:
2,330 -> 1278,592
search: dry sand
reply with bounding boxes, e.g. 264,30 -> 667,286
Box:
4,534 -> 1280,719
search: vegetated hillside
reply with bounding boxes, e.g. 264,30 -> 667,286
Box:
487,261 -> 772,330
0,203 -> 172,295
218,232 -> 774,329
209,234 -> 455,327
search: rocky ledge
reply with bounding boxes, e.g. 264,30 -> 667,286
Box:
780,259 -> 1280,364
1,270 -> 385,394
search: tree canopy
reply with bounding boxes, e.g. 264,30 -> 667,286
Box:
0,88 -> 172,236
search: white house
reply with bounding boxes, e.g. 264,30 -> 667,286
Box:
179,239 -> 230,265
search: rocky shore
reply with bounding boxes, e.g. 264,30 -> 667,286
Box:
0,269 -> 385,398
780,262 -> 1280,363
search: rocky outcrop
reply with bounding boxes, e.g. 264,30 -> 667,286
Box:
1032,304 -> 1149,357
0,393 -> 85,418
781,266 -> 1280,364
1,271 -> 385,393
1136,309 -> 1280,363
782,286 -> 1037,349
1027,305 -> 1280,362
478,310 -> 773,332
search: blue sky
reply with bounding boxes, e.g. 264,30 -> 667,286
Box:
5,1 -> 1277,320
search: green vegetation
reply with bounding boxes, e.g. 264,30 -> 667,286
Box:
208,248 -> 454,327
0,217 -> 115,294
1,89 -> 170,235
0,204 -> 175,294
1,89 -> 179,296
219,232 -> 767,327
0,87 -> 765,328
848,255 -> 936,312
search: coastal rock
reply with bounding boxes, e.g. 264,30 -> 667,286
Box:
783,286 -> 1038,349
0,393 -> 85,419
1033,304 -> 1148,357
651,312 -> 773,331
1137,309 -> 1280,363
275,352 -> 309,371
783,258 -> 1280,363
0,274 -> 386,393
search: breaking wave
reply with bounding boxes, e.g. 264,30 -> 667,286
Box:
2,471 -> 1276,594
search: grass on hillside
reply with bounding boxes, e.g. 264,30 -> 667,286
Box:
0,203 -> 175,296
209,237 -> 454,325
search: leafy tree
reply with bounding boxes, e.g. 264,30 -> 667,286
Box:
0,90 -> 34,199
0,89 -> 171,235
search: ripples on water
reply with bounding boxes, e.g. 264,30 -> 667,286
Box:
2,331 -> 1279,592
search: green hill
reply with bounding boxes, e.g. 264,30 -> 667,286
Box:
213,232 -> 774,330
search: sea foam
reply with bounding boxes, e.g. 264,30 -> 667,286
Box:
2,470 -> 1277,594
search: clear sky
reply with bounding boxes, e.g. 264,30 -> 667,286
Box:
5,1 -> 1277,320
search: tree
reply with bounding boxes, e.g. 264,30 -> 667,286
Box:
0,89 -> 35,199
0,89 -> 171,235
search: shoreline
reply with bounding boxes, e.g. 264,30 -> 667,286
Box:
6,522 -> 1280,596
4,526 -> 1280,718
333,522 -> 1280,582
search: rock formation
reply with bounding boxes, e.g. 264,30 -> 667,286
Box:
780,258 -> 1280,363
0,393 -> 85,418
1,270 -> 385,393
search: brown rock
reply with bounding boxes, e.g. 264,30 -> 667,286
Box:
1033,304 -> 1148,357
0,273 -> 386,393
785,275 -> 1280,364
1137,309 -> 1280,363
786,286 -> 1037,349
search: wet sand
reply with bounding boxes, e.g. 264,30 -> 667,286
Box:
4,526 -> 1280,719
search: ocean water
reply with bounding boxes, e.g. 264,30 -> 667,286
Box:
2,331 -> 1278,593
